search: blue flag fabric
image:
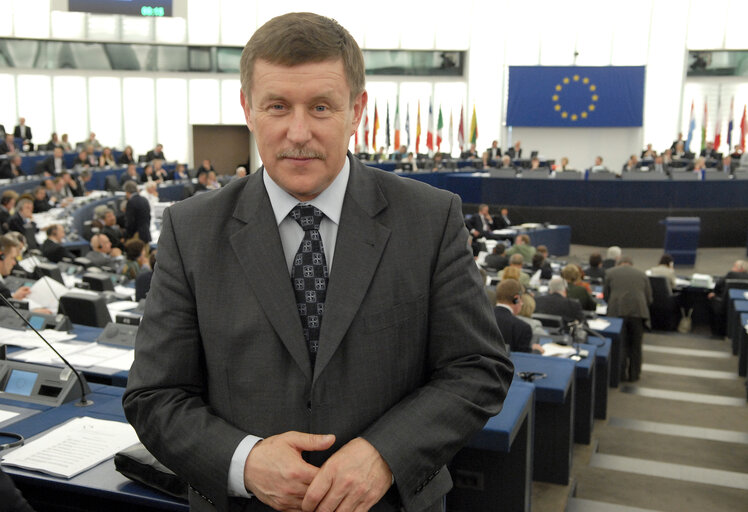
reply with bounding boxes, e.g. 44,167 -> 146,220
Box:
506,66 -> 645,127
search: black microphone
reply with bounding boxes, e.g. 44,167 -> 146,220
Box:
0,292 -> 92,407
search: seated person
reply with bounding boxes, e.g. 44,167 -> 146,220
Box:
590,155 -> 609,173
8,197 -> 36,235
622,154 -> 638,173
708,259 -> 748,335
71,150 -> 90,169
0,190 -> 18,233
505,233 -> 536,261
602,245 -> 621,269
534,275 -> 585,325
561,264 -> 596,311
118,145 -> 136,165
499,255 -> 530,289
170,163 -> 190,181
516,292 -> 549,337
98,147 -> 116,167
648,253 -> 676,290
119,163 -> 140,186
121,239 -> 150,281
493,279 -> 543,354
193,170 -> 210,193
41,224 -> 75,263
0,234 -> 32,301
498,155 -> 516,170
484,243 -> 509,271
531,248 -> 553,280
91,206 -> 124,250
585,252 -> 606,282
152,159 -> 169,182
86,233 -> 123,271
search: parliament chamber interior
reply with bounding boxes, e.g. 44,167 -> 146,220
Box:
0,1 -> 747,511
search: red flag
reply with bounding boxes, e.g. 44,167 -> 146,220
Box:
741,105 -> 747,152
713,103 -> 721,151
457,106 -> 465,150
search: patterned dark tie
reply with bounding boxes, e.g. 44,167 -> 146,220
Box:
290,204 -> 328,366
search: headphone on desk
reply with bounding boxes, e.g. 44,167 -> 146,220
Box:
0,431 -> 24,450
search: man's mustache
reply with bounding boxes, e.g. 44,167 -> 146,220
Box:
277,148 -> 326,160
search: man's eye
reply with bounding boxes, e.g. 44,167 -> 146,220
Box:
270,104 -> 285,110
314,105 -> 327,112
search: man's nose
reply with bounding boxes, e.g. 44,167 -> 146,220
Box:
287,108 -> 313,145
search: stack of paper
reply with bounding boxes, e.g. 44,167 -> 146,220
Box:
0,416 -> 139,479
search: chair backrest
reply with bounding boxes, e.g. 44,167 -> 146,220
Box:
488,168 -> 517,179
555,170 -> 583,180
531,313 -> 564,329
521,168 -> 550,179
671,171 -> 701,181
588,171 -> 616,181
104,174 -> 120,192
648,275 -> 672,300
621,171 -> 663,181
725,279 -> 748,292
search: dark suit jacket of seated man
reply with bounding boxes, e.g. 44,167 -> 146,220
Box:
534,279 -> 585,325
122,14 -> 513,512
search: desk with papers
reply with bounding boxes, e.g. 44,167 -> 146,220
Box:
0,384 -> 188,511
587,317 -> 623,387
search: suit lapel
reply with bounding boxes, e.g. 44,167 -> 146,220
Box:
313,158 -> 390,383
229,171 -> 312,380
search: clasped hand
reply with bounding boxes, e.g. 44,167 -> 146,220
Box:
244,431 -> 392,512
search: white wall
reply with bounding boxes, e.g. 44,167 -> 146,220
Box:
1,0 -> 747,167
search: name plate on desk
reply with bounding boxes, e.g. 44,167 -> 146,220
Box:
0,360 -> 90,407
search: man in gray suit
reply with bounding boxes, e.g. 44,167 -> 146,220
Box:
123,12 -> 512,512
604,257 -> 652,382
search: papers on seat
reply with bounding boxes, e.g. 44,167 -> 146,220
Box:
113,286 -> 136,300
675,277 -> 691,288
689,273 -> 714,289
0,416 -> 139,479
595,303 -> 608,316
586,318 -> 611,331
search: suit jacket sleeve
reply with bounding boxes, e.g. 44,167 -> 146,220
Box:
360,194 -> 513,510
123,208 -> 248,505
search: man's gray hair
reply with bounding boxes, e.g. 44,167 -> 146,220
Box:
548,275 -> 566,294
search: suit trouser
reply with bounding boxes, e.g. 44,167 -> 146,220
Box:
621,317 -> 645,381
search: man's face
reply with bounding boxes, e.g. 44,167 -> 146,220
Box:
54,148 -> 63,158
242,58 -> 366,202
20,202 -> 33,218
99,236 -> 112,253
1,246 -> 18,276
479,206 -> 489,216
104,211 -> 116,226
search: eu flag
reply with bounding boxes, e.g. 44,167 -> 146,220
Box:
506,66 -> 645,127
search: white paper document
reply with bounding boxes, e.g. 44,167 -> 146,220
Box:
0,416 -> 139,479
0,328 -> 76,349
586,318 -> 611,331
113,286 -> 136,300
542,343 -> 578,358
28,277 -> 70,312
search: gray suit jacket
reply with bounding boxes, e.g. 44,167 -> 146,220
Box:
123,155 -> 513,512
603,264 -> 653,320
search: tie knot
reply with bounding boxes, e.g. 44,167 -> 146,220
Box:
290,203 -> 324,231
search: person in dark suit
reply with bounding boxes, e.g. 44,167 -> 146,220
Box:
0,234 -> 32,301
145,144 -> 165,162
585,252 -> 606,282
708,259 -> 748,335
0,461 -> 34,511
123,181 -> 151,243
0,190 -> 18,233
37,147 -> 67,176
7,198 -> 35,235
13,117 -> 33,150
534,275 -> 585,324
700,141 -> 719,160
505,140 -> 522,159
0,154 -> 22,179
531,252 -> 553,281
484,243 -> 509,271
493,279 -> 543,353
118,145 -> 136,165
123,13 -> 512,512
602,245 -> 621,269
604,257 -> 652,382
495,207 -> 512,228
119,163 -> 140,186
41,224 -> 75,263
32,186 -> 53,213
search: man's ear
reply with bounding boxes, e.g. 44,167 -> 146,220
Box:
240,90 -> 254,132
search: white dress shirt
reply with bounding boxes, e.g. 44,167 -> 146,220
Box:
227,158 -> 350,498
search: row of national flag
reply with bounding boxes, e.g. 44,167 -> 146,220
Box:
685,97 -> 748,153
357,99 -> 478,154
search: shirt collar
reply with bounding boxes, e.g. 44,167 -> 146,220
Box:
496,303 -> 514,313
263,156 -> 350,226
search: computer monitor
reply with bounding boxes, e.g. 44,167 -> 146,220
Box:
59,292 -> 112,327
